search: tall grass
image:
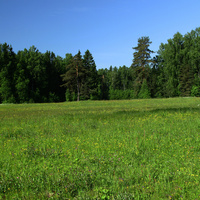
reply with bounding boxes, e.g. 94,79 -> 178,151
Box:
0,98 -> 200,199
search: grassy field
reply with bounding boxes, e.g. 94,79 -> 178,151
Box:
0,98 -> 200,199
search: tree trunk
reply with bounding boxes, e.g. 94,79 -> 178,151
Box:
76,73 -> 80,101
76,65 -> 80,101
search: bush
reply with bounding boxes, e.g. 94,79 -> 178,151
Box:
49,92 -> 59,102
138,79 -> 151,99
191,85 -> 200,97
109,89 -> 135,100
65,89 -> 71,101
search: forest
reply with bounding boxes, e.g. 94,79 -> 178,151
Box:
0,27 -> 200,103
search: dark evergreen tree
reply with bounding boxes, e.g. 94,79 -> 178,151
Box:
15,49 -> 30,103
42,51 -> 66,102
97,68 -> 109,100
110,66 -> 121,90
0,43 -> 17,103
61,51 -> 85,101
82,50 -> 98,100
179,64 -> 193,96
24,46 -> 45,102
118,65 -> 132,91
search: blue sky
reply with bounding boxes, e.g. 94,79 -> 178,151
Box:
1,0 -> 200,69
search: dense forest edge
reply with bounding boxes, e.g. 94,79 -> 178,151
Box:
1,27 -> 200,103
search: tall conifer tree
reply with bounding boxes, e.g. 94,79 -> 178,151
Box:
61,51 -> 85,101
82,50 -> 98,99
131,36 -> 153,97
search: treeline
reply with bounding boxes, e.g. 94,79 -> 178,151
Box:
0,45 -> 66,103
1,27 -> 200,103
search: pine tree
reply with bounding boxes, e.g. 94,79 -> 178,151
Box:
131,37 -> 154,97
132,37 -> 154,69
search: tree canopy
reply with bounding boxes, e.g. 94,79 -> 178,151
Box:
1,27 -> 200,103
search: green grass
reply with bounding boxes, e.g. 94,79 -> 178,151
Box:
0,98 -> 200,199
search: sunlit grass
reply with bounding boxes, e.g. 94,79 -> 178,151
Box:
0,97 -> 200,199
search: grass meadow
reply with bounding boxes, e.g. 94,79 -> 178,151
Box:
0,98 -> 200,199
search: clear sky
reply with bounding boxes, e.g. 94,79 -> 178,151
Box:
1,0 -> 200,69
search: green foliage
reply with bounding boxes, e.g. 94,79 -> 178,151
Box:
156,28 -> 200,98
138,79 -> 151,99
179,64 -> 193,96
0,44 -> 66,103
109,88 -> 134,100
0,43 -> 17,103
82,50 -> 98,100
65,88 -> 71,101
191,85 -> 200,97
48,92 -> 59,102
131,37 -> 153,97
1,26 -> 200,103
72,91 -> 77,101
132,36 -> 154,68
61,50 -> 99,101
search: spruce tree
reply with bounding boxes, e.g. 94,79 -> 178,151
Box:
0,43 -> 17,103
82,50 -> 98,100
61,51 -> 85,101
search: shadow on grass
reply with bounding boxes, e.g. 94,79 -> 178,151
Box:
115,106 -> 200,115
